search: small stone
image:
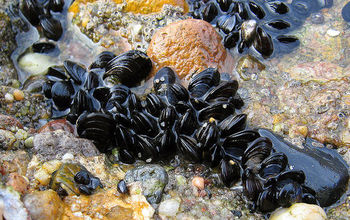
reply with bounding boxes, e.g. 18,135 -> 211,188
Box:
0,130 -> 17,150
24,136 -> 34,148
6,173 -> 29,194
62,152 -> 74,161
23,190 -> 64,220
15,129 -> 28,140
270,203 -> 326,220
34,168 -> 52,186
0,114 -> 23,130
192,176 -> 205,190
13,89 -> 25,101
37,119 -> 74,134
158,199 -> 180,217
310,13 -> 324,24
0,186 -> 30,219
124,164 -> 168,204
4,93 -> 14,103
326,29 -> 340,37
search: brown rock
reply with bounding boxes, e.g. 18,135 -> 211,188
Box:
23,190 -> 64,220
147,19 -> 232,81
6,173 -> 29,194
37,119 -> 74,134
0,114 -> 23,130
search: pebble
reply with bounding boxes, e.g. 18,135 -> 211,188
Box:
13,89 -> 24,101
6,173 -> 29,194
326,29 -> 340,37
192,176 -> 205,190
0,186 -> 30,219
124,164 -> 168,204
24,136 -> 34,148
23,190 -> 64,220
4,93 -> 14,103
37,119 -> 74,134
15,129 -> 28,140
158,198 -> 180,217
0,114 -> 23,130
270,203 -> 326,220
311,13 -> 325,24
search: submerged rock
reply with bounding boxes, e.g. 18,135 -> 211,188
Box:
124,164 -> 168,204
258,129 -> 349,207
0,186 -> 30,220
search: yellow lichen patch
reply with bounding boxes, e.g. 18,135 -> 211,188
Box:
147,19 -> 229,80
123,0 -> 188,14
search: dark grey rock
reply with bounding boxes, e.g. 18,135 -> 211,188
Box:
33,130 -> 100,160
124,164 -> 168,204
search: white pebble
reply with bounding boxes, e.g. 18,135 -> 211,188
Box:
4,93 -> 14,103
158,199 -> 180,217
62,153 -> 74,161
270,203 -> 326,220
326,29 -> 340,37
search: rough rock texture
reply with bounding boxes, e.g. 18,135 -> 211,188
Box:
147,19 -> 234,80
0,186 -> 30,220
125,164 -> 168,204
33,130 -> 100,160
23,189 -> 64,220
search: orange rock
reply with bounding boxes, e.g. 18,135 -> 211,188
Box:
147,19 -> 233,81
6,172 -> 29,194
69,0 -> 188,15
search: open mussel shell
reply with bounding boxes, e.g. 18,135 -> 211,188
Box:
153,67 -> 177,93
188,68 -> 220,98
223,130 -> 260,160
105,50 -> 152,87
89,51 -> 116,70
76,112 -> 116,153
39,14 -> 63,41
220,158 -> 241,187
216,14 -> 237,34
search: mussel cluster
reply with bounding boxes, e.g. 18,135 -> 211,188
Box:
42,49 -> 347,213
20,0 -> 65,40
187,0 -> 333,58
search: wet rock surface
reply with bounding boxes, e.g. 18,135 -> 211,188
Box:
33,130 -> 100,160
124,164 -> 168,204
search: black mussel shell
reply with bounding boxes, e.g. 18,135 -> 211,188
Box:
207,144 -> 223,167
219,114 -> 247,137
248,1 -> 265,19
276,35 -> 300,54
32,42 -> 57,54
220,158 -> 241,187
108,85 -> 130,104
117,180 -> 129,194
74,170 -> 90,185
156,129 -> 177,157
46,65 -> 67,81
242,168 -> 263,201
42,81 -> 52,98
84,70 -> 104,90
159,106 -> 177,129
196,120 -> 220,151
198,102 -> 235,121
49,0 -> 65,12
39,15 -> 63,41
216,14 -> 237,34
236,2 -> 249,20
63,60 -> 88,86
203,80 -> 239,103
259,152 -> 288,179
114,112 -> 131,128
68,89 -> 100,123
224,31 -> 240,49
242,137 -> 272,168
134,135 -> 158,161
115,125 -> 134,150
265,20 -> 291,31
266,1 -> 289,15
153,67 -> 176,93
51,81 -> 74,111
277,180 -> 303,207
21,0 -> 42,26
177,135 -> 201,162
256,190 -> 279,213
217,0 -> 232,12
176,108 -> 198,135
342,2 -> 350,22
131,111 -> 159,137
76,112 -> 116,153
118,148 -> 136,164
166,83 -> 189,105
89,51 -> 116,70
144,93 -> 164,117
190,97 -> 209,111
93,87 -> 111,108
188,68 -> 220,97
253,27 -> 273,58
105,50 -> 152,87
202,2 -> 218,22
127,93 -> 142,112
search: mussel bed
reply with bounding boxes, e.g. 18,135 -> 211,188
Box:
42,49 -> 349,213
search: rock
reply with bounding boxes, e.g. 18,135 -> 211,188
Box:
0,130 -> 17,150
0,114 -> 23,130
192,176 -> 205,190
124,164 -> 168,204
37,119 -> 74,134
13,89 -> 25,101
6,173 -> 29,194
147,19 -> 232,80
23,190 -> 64,220
33,160 -> 62,186
33,130 -> 100,160
0,186 -> 30,220
270,203 -> 326,220
158,198 -> 180,217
